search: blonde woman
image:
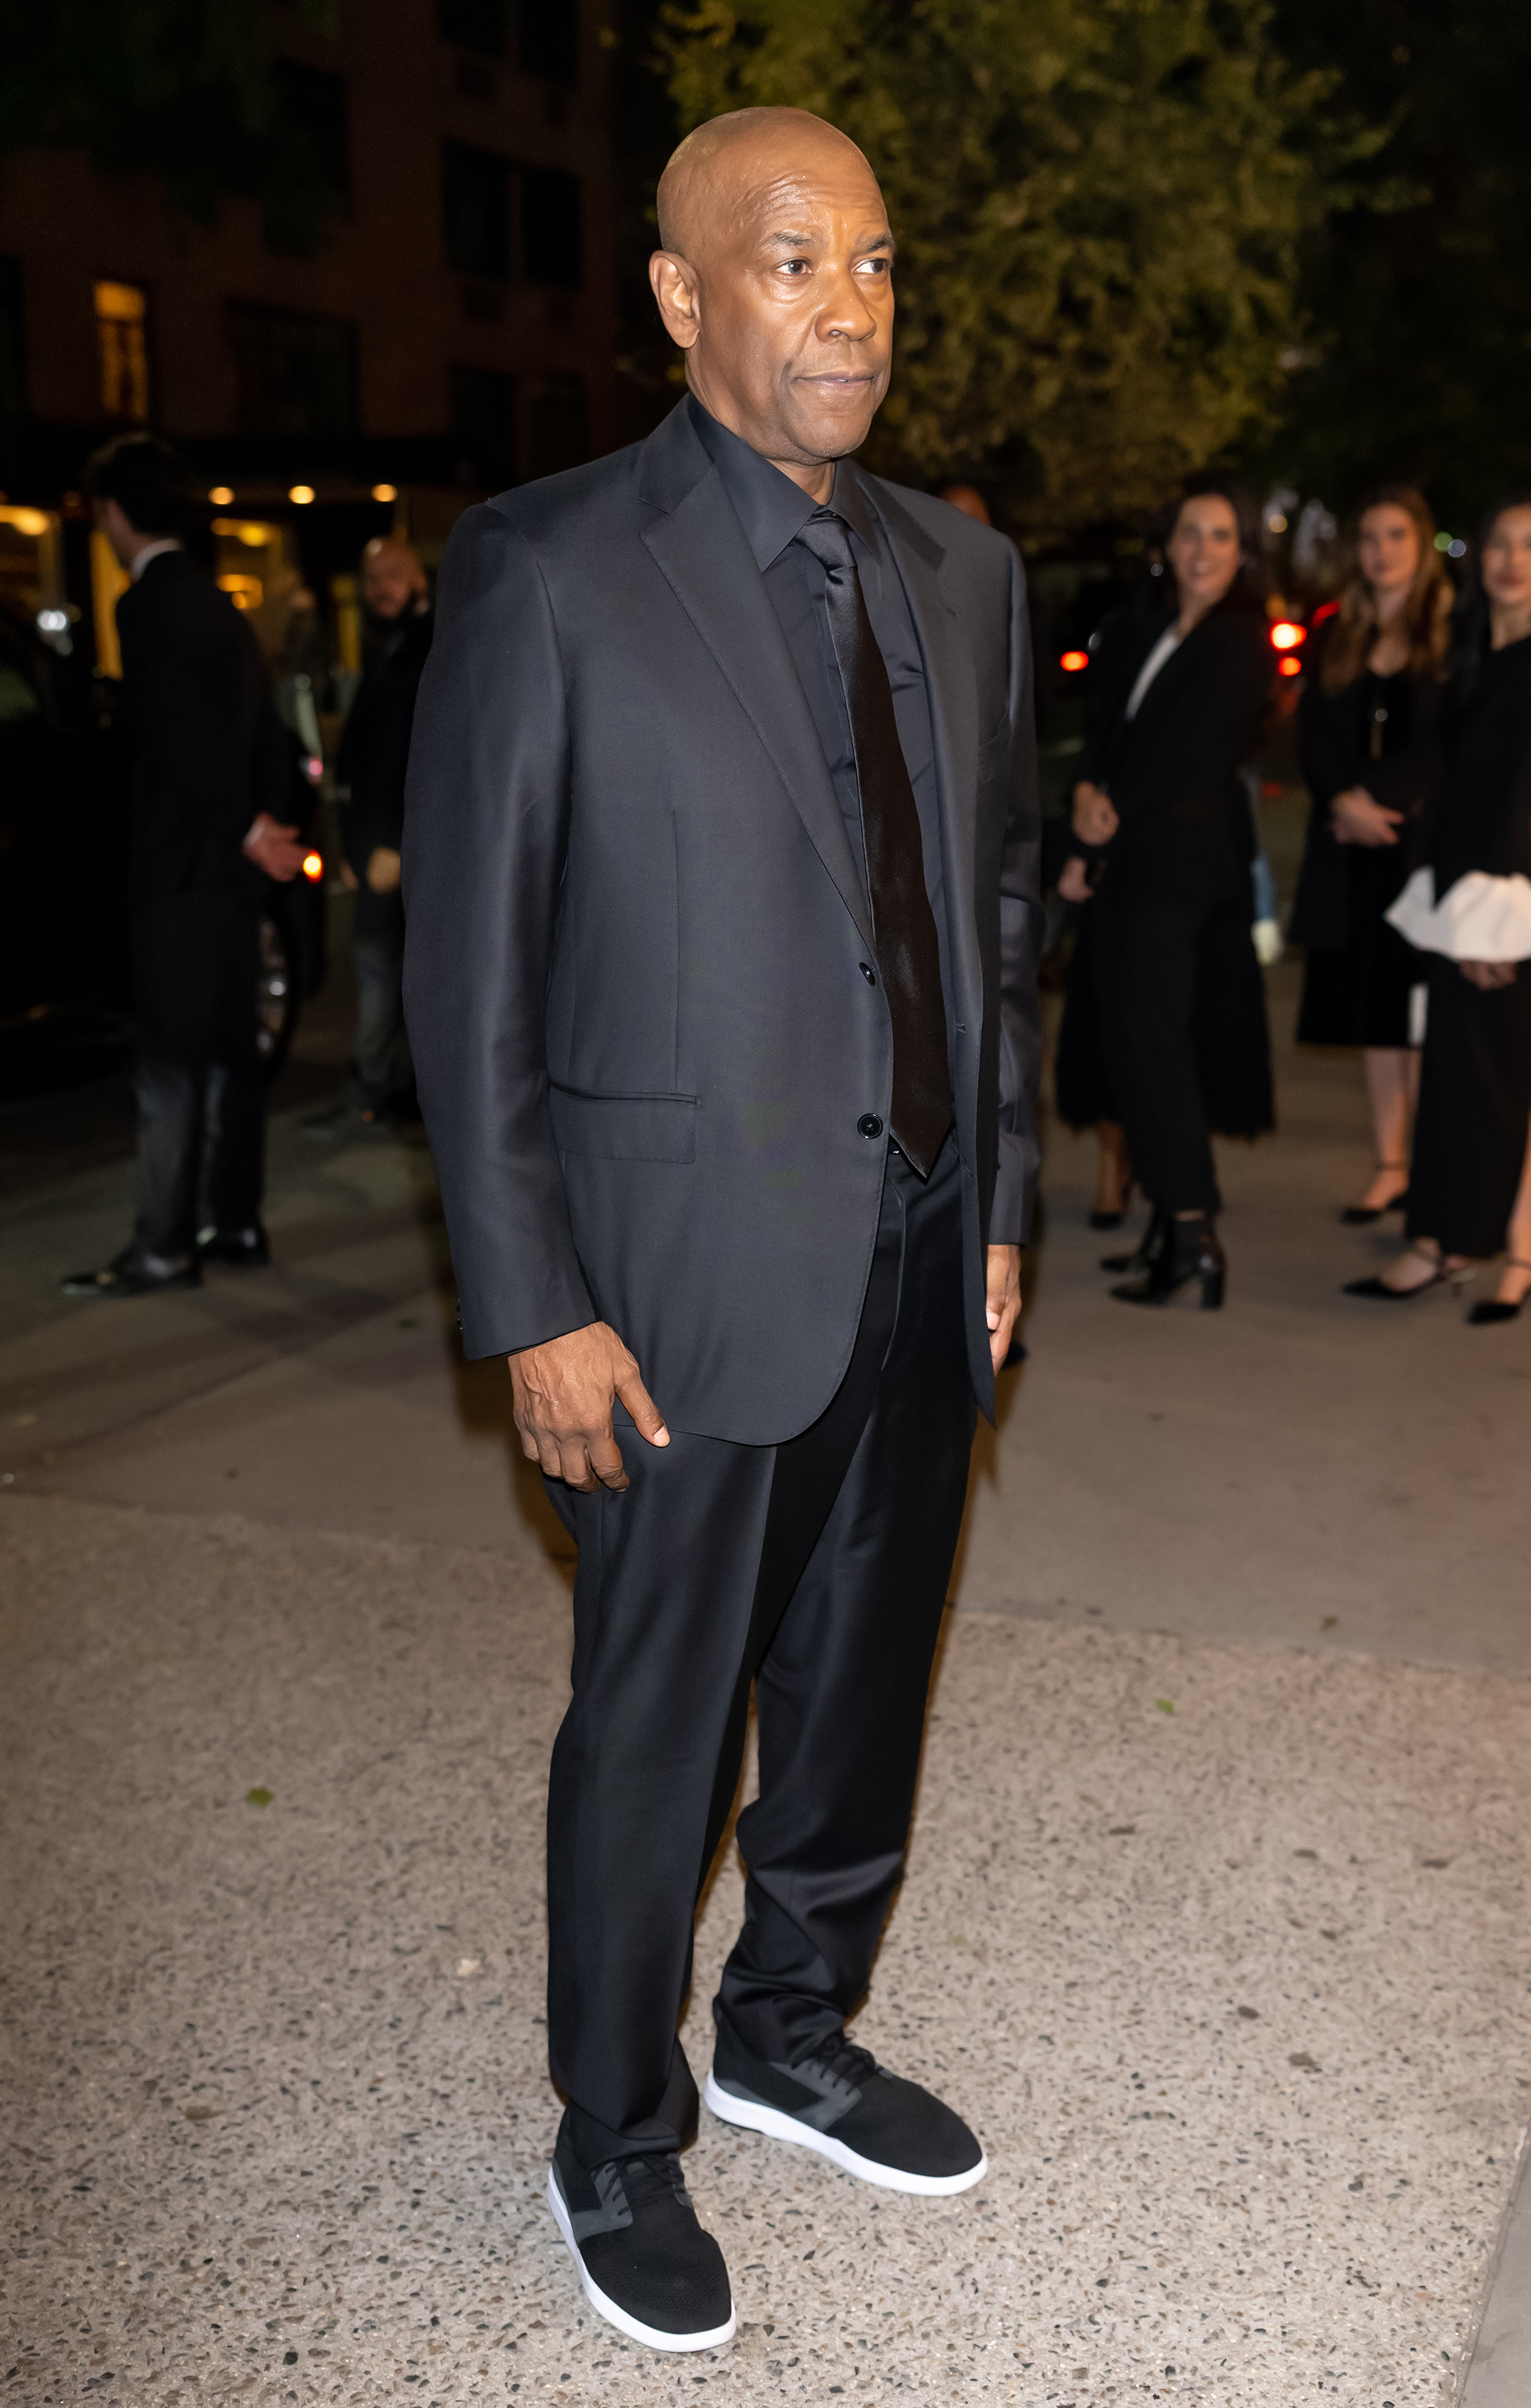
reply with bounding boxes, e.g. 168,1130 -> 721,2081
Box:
1289,486 -> 1452,1218
1348,497 -> 1531,1318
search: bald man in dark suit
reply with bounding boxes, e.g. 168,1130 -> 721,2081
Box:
404,108 -> 1042,2353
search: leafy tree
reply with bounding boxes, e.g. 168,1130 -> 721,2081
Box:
0,0 -> 342,250
1268,0 -> 1531,531
659,0 -> 1351,537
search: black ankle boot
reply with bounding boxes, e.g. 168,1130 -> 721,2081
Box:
1100,1204 -> 1169,1276
1111,1212 -> 1224,1308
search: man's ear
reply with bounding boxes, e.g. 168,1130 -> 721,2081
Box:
649,251 -> 701,352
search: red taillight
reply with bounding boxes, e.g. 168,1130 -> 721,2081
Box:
303,851 -> 323,881
1277,656 -> 1303,679
1060,649 -> 1089,673
1270,620 -> 1306,651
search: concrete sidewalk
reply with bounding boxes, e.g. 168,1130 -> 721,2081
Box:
5,1495 -> 1529,2407
4,911 -> 1531,2402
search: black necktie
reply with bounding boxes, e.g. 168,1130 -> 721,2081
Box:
795,508 -> 953,1176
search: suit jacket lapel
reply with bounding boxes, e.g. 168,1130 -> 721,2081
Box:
870,481 -> 983,1037
639,408 -> 874,952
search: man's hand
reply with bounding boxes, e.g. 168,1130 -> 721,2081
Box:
1057,855 -> 1093,905
1460,958 -> 1517,991
1330,786 -> 1403,848
244,814 -> 307,882
1071,780 -> 1119,848
985,1243 -> 1023,1377
366,844 -> 403,894
509,1320 -> 670,1494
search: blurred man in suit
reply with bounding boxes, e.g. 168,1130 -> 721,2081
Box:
304,536 -> 431,1141
63,434 -> 304,1298
404,108 -> 1042,2352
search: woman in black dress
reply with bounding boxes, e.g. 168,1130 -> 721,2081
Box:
1066,479 -> 1274,1308
1346,496 -> 1531,1319
1289,486 -> 1452,1219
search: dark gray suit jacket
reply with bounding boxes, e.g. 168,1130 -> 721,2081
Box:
401,400 -> 1042,1442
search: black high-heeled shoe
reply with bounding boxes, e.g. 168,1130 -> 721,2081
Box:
1111,1213 -> 1225,1309
1468,1258 -> 1531,1325
1340,1163 -> 1410,1225
1343,1245 -> 1468,1301
1100,1205 -> 1169,1276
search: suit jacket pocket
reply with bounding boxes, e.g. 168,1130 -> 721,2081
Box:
548,1082 -> 697,1164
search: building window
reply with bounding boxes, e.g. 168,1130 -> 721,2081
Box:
225,303 -> 359,437
438,0 -> 505,56
264,62 -> 350,253
443,142 -> 511,281
449,364 -> 516,488
274,61 -> 351,197
95,281 -> 150,422
522,0 -> 579,85
529,372 -> 587,479
522,168 -> 582,290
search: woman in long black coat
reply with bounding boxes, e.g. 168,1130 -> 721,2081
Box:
1289,486 -> 1452,1219
1346,496 -> 1531,1320
1064,479 -> 1274,1308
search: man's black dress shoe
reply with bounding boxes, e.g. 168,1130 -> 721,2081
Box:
705,2024 -> 986,2195
61,1248 -> 200,1299
546,2138 -> 734,2353
196,1222 -> 271,1268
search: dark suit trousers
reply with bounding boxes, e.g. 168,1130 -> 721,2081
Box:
1094,889 -> 1247,1215
543,1136 -> 975,2171
350,889 -> 411,1110
130,892 -> 265,1259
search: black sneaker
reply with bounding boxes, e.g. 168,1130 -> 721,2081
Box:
705,2027 -> 987,2196
61,1247 -> 200,1299
196,1222 -> 271,1268
546,2142 -> 735,2353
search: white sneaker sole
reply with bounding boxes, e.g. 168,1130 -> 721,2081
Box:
703,2071 -> 988,2196
545,2168 -> 737,2353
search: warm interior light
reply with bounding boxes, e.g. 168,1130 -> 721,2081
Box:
217,573 -> 262,611
1278,656 -> 1303,678
1060,649 -> 1090,673
208,486 -> 234,506
1269,620 -> 1306,650
303,851 -> 324,881
1,505 -> 52,537
372,482 -> 398,503
289,484 -> 315,506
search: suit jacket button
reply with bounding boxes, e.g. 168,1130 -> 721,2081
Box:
859,962 -> 877,985
857,1113 -> 883,1139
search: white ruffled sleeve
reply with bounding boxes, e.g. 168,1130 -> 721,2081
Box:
1386,866 -> 1531,962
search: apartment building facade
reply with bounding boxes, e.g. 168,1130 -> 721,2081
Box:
0,0 -> 619,654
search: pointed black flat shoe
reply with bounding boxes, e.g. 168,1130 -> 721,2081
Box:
1089,1208 -> 1126,1230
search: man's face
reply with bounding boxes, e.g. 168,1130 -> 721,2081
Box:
362,545 -> 422,620
652,134 -> 895,471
